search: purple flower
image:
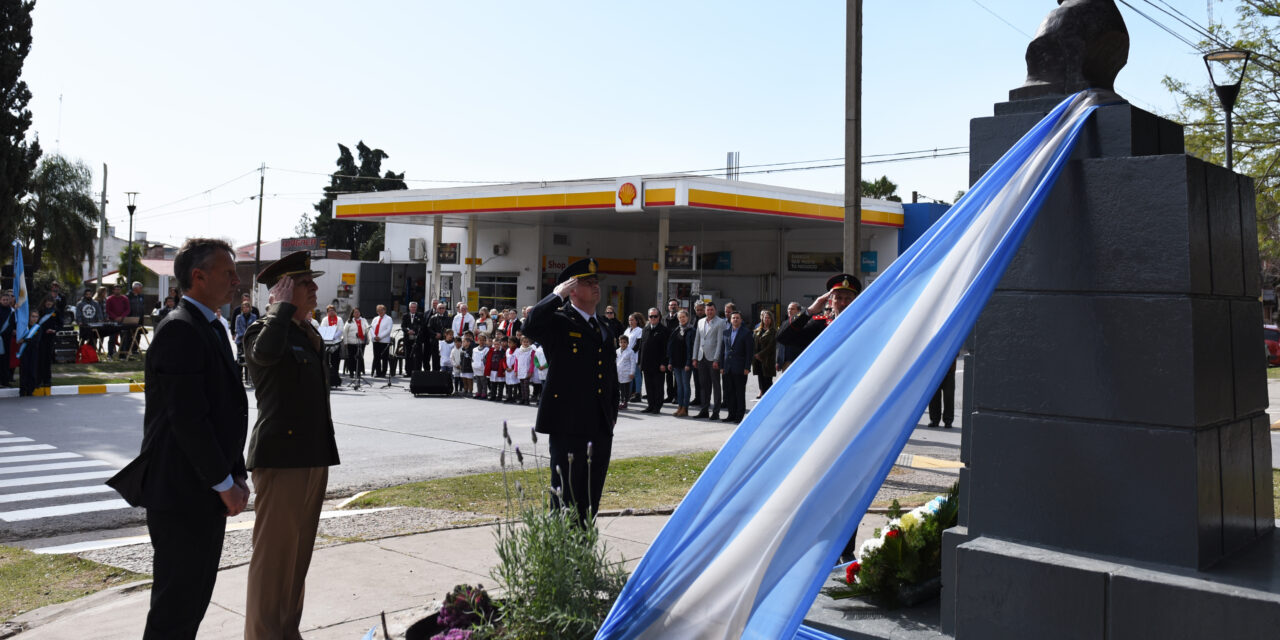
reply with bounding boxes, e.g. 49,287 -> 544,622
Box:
515,446 -> 524,465
530,427 -> 538,444
430,629 -> 473,640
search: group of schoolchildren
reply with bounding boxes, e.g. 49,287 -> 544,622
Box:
436,329 -> 547,405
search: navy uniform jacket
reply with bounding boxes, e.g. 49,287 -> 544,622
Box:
776,312 -> 829,354
522,293 -> 619,438
108,299 -> 248,512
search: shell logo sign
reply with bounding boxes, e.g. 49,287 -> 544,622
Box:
618,182 -> 638,205
615,177 -> 644,212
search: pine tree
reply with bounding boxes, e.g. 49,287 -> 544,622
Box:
0,0 -> 41,246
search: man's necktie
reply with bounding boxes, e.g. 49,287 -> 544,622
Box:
589,316 -> 601,339
211,319 -> 234,363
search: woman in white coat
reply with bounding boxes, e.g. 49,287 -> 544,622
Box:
341,307 -> 371,378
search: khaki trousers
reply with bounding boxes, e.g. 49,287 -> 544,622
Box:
245,466 -> 328,640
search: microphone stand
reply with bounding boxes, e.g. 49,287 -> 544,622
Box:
349,342 -> 367,392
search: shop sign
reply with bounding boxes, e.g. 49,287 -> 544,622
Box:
437,243 -> 459,264
665,245 -> 696,270
861,251 -> 878,273
700,251 -> 732,271
788,251 -> 843,272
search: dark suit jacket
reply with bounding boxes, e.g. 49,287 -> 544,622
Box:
638,322 -> 670,372
107,299 -> 248,512
719,325 -> 755,374
243,302 -> 340,470
402,311 -> 426,342
523,294 -> 619,438
667,323 -> 695,367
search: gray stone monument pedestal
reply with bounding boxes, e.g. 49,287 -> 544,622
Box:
941,95 -> 1280,638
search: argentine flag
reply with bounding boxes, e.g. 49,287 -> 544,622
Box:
12,240 -> 28,341
597,91 -> 1115,639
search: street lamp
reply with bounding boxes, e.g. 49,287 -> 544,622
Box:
1203,49 -> 1251,171
125,192 -> 138,285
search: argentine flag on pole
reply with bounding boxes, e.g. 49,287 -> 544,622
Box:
596,91 -> 1117,640
12,239 -> 28,342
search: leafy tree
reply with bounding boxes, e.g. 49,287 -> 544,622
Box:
311,141 -> 406,259
293,212 -> 313,237
0,0 -> 41,245
1163,0 -> 1280,285
861,175 -> 902,202
117,243 -> 144,287
19,155 -> 99,284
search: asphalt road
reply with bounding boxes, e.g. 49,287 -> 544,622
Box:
7,362 -> 1278,544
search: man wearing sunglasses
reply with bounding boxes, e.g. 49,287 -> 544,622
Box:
638,307 -> 671,414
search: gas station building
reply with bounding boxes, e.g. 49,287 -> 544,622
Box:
333,175 -> 905,320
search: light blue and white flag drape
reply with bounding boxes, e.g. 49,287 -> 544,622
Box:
12,239 -> 29,342
596,91 -> 1116,640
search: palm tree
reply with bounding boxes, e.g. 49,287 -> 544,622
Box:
860,175 -> 902,202
20,155 -> 99,283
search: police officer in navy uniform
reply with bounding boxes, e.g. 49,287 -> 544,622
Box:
522,258 -> 619,523
776,273 -> 863,354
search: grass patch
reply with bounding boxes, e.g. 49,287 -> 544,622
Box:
1268,367 -> 1280,379
48,375 -> 141,386
1274,469 -> 1280,518
871,491 -> 942,509
51,361 -> 144,375
346,451 -> 718,515
0,546 -> 147,622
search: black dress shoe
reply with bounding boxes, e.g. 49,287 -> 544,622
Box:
711,411 -> 720,421
927,422 -> 939,428
695,409 -> 709,419
720,415 -> 735,422
944,423 -> 954,429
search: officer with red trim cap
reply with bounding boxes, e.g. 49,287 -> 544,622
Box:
776,272 -> 863,354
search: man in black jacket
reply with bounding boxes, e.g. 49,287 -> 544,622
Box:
663,298 -> 680,402
401,301 -> 426,373
242,251 -> 340,640
639,307 -> 670,414
0,290 -> 14,386
522,258 -> 619,523
107,239 -> 248,640
425,301 -> 450,371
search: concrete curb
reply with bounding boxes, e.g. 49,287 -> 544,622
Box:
6,578 -> 153,635
0,383 -> 144,399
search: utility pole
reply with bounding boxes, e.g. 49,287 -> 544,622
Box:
844,0 -> 863,281
96,164 -> 107,286
254,162 -> 265,306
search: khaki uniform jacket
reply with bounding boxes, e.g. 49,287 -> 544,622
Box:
243,302 -> 340,470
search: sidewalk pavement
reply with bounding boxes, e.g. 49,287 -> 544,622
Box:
11,514 -> 673,640
0,383 -> 144,399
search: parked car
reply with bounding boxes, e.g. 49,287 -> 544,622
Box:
1265,325 -> 1280,367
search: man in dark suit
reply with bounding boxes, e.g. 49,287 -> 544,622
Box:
425,301 -> 450,371
663,298 -> 680,402
777,273 -> 862,355
107,238 -> 248,640
522,258 -> 619,523
719,309 -> 755,423
0,290 -> 13,386
638,307 -> 670,414
402,301 -> 426,373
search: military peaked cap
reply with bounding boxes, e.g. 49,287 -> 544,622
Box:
257,251 -> 325,287
826,273 -> 863,294
558,257 -> 604,283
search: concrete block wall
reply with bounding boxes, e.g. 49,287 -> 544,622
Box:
945,98 -> 1275,636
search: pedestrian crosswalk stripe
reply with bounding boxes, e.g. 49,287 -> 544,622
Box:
0,444 -> 56,454
0,470 -> 117,489
0,431 -> 10,436
0,460 -> 110,475
0,452 -> 82,464
0,437 -> 34,444
0,484 -> 118,504
0,498 -> 133,522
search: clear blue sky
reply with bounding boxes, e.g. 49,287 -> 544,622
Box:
22,1 -> 1240,248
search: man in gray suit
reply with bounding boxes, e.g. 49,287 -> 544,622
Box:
690,301 -> 727,420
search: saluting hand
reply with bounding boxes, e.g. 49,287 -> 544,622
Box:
808,289 -> 834,316
553,278 -> 578,299
269,276 -> 295,308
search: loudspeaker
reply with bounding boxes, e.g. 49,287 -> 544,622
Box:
409,371 -> 452,396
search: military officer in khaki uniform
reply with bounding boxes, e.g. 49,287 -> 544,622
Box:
242,251 -> 341,640
522,258 -> 619,523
